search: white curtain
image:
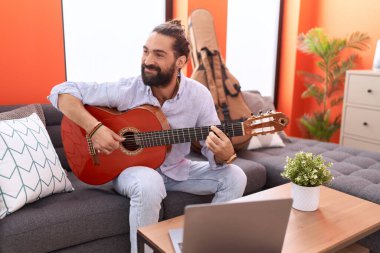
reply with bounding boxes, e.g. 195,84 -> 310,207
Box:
62,0 -> 165,82
226,0 -> 281,97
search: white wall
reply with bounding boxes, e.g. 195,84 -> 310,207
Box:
226,0 -> 281,97
62,0 -> 165,82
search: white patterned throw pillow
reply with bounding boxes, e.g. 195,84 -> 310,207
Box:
247,133 -> 285,150
0,113 -> 73,219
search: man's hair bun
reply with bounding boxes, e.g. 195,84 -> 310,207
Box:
168,19 -> 182,27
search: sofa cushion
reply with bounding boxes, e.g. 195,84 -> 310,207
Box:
53,233 -> 130,253
0,104 -> 46,126
0,173 -> 130,253
163,192 -> 213,219
0,113 -> 73,219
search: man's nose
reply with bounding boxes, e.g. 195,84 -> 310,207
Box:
143,53 -> 155,66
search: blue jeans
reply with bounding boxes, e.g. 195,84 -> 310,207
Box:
113,161 -> 247,253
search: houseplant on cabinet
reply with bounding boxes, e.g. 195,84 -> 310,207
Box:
281,151 -> 333,211
297,28 -> 370,141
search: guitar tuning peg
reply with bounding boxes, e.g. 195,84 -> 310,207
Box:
267,110 -> 273,113
258,110 -> 263,115
251,112 -> 254,116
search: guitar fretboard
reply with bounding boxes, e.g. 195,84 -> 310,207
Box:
133,122 -> 244,148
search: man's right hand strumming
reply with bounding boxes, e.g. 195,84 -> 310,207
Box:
89,124 -> 125,155
58,93 -> 124,155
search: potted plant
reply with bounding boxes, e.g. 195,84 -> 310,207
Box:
297,28 -> 370,141
281,151 -> 333,211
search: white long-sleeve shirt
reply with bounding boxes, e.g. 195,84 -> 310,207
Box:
48,73 -> 226,181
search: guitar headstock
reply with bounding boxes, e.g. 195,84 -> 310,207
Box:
243,111 -> 289,136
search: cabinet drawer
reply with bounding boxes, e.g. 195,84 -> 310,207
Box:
343,106 -> 380,141
347,74 -> 380,107
342,136 -> 380,153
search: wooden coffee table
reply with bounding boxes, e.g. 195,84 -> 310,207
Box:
137,183 -> 380,253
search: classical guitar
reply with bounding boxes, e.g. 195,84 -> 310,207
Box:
61,105 -> 288,185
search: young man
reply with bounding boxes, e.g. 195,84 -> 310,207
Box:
48,20 -> 247,253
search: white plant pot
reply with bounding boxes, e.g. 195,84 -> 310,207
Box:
291,182 -> 320,211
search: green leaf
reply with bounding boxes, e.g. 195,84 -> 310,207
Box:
281,152 -> 333,187
301,84 -> 324,105
299,111 -> 339,141
316,61 -> 326,70
297,71 -> 324,83
346,32 -> 370,50
330,97 -> 343,107
296,28 -> 370,142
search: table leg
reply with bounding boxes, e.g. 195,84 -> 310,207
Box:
138,231 -> 162,253
137,232 -> 145,253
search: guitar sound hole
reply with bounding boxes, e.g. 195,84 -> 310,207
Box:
121,132 -> 140,151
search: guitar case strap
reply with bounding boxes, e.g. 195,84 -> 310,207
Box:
188,8 -> 253,151
210,49 -> 230,121
199,50 -> 218,104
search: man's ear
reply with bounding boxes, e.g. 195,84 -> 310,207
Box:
176,55 -> 187,69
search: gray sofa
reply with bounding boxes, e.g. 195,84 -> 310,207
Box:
0,104 -> 379,252
0,104 -> 266,253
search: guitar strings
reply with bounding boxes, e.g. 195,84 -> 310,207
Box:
119,123 -> 244,147
119,118 -> 274,146
119,115 -> 276,147
121,124 -> 239,143
122,123 -> 242,140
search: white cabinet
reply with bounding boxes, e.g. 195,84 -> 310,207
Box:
340,70 -> 380,152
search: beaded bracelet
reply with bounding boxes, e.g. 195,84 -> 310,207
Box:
86,135 -> 100,165
87,122 -> 103,139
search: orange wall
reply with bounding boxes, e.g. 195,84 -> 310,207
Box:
277,0 -> 380,142
276,0 -> 301,139
317,0 -> 379,70
0,0 -> 65,105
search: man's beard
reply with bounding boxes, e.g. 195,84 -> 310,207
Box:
141,62 -> 176,88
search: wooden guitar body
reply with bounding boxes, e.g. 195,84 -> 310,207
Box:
61,105 -> 170,185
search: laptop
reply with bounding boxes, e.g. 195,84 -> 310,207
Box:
169,198 -> 292,253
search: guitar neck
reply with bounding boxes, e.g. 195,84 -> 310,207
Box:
134,122 -> 244,148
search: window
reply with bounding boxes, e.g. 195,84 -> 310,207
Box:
62,0 -> 166,82
226,0 -> 282,98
